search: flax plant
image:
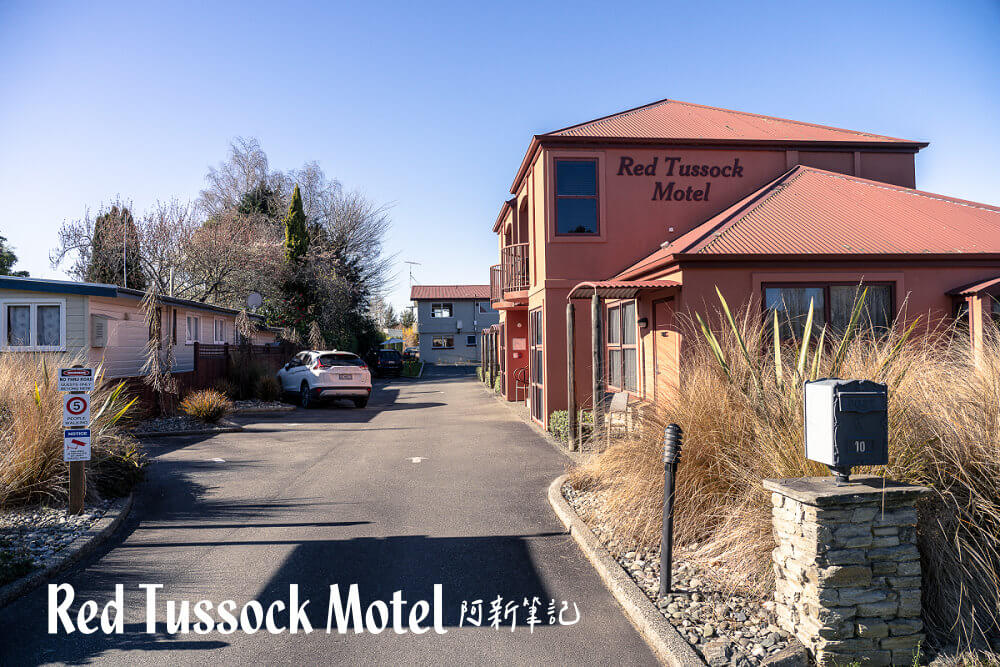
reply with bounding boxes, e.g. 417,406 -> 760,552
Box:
569,288 -> 1000,649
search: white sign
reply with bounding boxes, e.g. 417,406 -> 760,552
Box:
58,367 -> 95,392
63,393 -> 91,428
63,429 -> 92,462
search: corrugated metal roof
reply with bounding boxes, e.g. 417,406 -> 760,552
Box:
410,285 -> 491,300
545,99 -> 919,144
568,280 -> 680,300
673,166 -> 1000,256
947,276 -> 1000,296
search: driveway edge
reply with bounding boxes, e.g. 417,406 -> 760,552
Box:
0,493 -> 134,608
547,475 -> 705,667
133,419 -> 244,438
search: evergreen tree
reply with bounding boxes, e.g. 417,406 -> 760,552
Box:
283,185 -> 309,262
0,235 -> 28,276
400,308 -> 416,329
87,206 -> 145,289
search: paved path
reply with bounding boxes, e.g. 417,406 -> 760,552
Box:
0,366 -> 656,666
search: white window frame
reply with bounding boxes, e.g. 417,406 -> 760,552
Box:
477,302 -> 491,315
432,335 -> 454,349
213,318 -> 228,344
186,315 -> 200,343
0,298 -> 67,352
430,303 -> 453,318
466,334 -> 477,347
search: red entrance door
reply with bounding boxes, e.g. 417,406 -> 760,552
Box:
653,298 -> 679,404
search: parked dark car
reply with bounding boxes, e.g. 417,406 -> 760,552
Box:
403,346 -> 419,361
368,349 -> 403,376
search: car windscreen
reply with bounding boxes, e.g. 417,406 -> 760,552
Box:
378,350 -> 402,361
318,353 -> 365,367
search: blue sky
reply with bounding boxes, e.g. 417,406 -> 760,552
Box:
1,1 -> 998,311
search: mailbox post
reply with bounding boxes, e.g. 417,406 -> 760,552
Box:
804,379 -> 888,484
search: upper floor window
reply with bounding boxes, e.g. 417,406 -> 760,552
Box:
431,303 -> 453,318
555,159 -> 599,235
1,299 -> 65,351
477,302 -> 491,315
764,283 -> 893,340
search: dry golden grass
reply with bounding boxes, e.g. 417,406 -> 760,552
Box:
569,303 -> 1000,649
0,353 -> 144,508
179,389 -> 233,423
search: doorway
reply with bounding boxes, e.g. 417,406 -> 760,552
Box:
653,298 -> 679,404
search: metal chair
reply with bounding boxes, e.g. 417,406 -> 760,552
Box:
513,366 -> 529,403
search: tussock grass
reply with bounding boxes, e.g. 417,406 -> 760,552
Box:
0,353 -> 143,507
569,301 -> 1000,648
179,389 -> 233,423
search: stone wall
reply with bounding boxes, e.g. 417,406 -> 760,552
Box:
764,476 -> 930,666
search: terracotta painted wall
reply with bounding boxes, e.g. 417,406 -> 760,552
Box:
502,308 -> 528,402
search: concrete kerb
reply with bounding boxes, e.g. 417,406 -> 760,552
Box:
232,405 -> 296,416
0,493 -> 134,609
547,475 -> 705,667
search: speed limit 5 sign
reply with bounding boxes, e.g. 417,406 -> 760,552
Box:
63,393 -> 91,428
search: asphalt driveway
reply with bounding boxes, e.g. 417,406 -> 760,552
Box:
0,365 -> 656,665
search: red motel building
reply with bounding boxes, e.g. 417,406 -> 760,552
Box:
485,99 -> 1000,431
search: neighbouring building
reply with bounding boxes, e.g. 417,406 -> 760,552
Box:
410,285 -> 499,364
0,275 -> 278,379
486,98 -> 1000,430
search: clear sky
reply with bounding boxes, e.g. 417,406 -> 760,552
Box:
1,1 -> 998,311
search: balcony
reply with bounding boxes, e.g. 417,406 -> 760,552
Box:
490,243 -> 530,304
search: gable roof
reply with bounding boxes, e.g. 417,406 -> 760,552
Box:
544,98 -> 920,144
410,284 -> 490,301
618,166 -> 1000,278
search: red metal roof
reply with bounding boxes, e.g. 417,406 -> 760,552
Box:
410,285 -> 491,300
545,99 -> 920,144
947,276 -> 1000,296
568,280 -> 680,300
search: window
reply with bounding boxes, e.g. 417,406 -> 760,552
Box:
171,309 -> 178,345
555,159 -> 599,235
477,302 -> 491,315
606,301 -> 638,392
466,334 -> 477,346
431,303 -> 453,318
529,309 -> 544,421
319,353 -> 366,367
764,283 -> 893,340
1,299 -> 66,351
214,319 -> 227,344
186,315 -> 200,343
432,336 -> 454,349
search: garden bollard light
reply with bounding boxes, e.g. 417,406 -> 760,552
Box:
659,423 -> 683,598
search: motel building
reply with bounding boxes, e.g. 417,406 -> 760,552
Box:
484,98 -> 1000,431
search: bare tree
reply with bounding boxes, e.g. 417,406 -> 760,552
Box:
140,284 -> 178,415
198,137 -> 283,221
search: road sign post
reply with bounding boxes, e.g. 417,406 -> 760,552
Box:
61,366 -> 94,515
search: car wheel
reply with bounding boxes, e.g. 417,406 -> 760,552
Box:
353,398 -> 368,408
300,382 -> 312,409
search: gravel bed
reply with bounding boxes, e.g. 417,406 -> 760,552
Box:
563,483 -> 794,666
131,414 -> 236,434
1,499 -> 112,573
232,399 -> 291,411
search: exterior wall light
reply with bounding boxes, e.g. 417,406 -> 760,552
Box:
638,317 -> 649,328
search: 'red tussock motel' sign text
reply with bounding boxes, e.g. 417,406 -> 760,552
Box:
617,155 -> 745,202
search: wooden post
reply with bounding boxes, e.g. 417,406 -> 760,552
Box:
591,292 -> 604,440
566,301 -> 577,451
69,461 -> 85,514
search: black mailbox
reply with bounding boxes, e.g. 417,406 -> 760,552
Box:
804,379 -> 889,483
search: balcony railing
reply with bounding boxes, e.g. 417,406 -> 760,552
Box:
490,243 -> 530,303
501,243 -> 529,293
490,264 -> 503,303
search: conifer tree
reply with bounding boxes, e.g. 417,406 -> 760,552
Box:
283,185 -> 309,262
88,205 -> 146,289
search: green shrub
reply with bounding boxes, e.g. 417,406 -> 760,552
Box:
548,409 -> 594,442
255,375 -> 281,402
227,360 -> 266,400
179,389 -> 233,423
476,366 -> 484,382
401,360 -> 421,378
493,375 -> 502,393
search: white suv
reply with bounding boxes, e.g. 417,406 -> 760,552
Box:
276,350 -> 372,408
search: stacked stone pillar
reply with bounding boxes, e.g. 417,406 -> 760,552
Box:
764,476 -> 930,666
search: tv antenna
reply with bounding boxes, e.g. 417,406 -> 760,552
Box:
404,261 -> 421,290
